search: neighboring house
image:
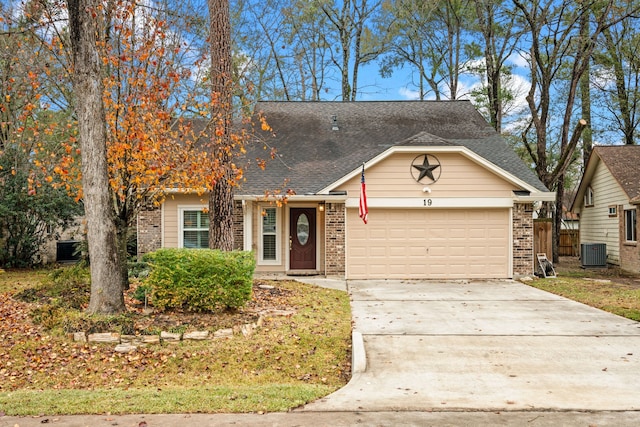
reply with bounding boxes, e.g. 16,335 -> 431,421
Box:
558,191 -> 580,257
571,145 -> 640,272
562,191 -> 580,231
138,101 -> 554,279
44,219 -> 84,264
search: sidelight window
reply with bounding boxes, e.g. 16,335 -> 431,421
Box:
260,207 -> 279,263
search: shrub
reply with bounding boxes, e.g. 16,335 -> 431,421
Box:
132,283 -> 153,304
0,145 -> 83,268
128,261 -> 151,278
143,248 -> 255,312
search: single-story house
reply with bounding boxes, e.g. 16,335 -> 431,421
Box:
138,101 -> 554,279
571,145 -> 640,272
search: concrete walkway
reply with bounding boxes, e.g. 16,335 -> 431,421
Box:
301,279 -> 640,412
4,410 -> 640,427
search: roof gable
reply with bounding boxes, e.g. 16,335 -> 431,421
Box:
240,101 -> 548,195
397,131 -> 459,147
573,145 -> 640,210
321,145 -> 546,196
596,145 -> 640,203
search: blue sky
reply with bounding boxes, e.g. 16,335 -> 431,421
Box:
352,53 -> 533,137
353,52 -> 531,104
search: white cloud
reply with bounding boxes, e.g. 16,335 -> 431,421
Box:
398,78 -> 480,101
508,51 -> 530,69
453,78 -> 479,100
504,73 -> 531,113
590,64 -> 616,91
398,87 -> 422,100
462,58 -> 486,74
501,74 -> 532,133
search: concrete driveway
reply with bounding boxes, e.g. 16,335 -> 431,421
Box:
301,279 -> 640,412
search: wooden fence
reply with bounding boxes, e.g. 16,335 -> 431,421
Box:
534,219 -> 552,257
559,229 -> 579,256
534,219 -> 579,257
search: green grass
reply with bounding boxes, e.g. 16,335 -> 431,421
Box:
527,273 -> 640,321
0,385 -> 334,415
0,268 -> 49,294
0,269 -> 352,415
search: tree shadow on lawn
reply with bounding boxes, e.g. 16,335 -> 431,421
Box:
555,256 -> 640,288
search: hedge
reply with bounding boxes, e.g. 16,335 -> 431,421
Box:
143,248 -> 255,312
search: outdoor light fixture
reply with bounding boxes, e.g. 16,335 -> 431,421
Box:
318,203 -> 325,212
331,115 -> 339,131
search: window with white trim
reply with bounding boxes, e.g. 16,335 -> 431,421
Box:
625,208 -> 637,242
584,186 -> 594,207
180,209 -> 209,248
260,207 -> 279,263
608,205 -> 617,217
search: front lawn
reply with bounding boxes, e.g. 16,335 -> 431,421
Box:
526,257 -> 640,321
0,269 -> 352,416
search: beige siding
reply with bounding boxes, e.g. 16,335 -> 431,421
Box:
579,161 -> 627,265
162,194 -> 208,248
336,152 -> 517,198
346,208 -> 510,279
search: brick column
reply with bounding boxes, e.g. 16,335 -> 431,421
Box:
513,202 -> 534,276
232,200 -> 244,251
325,202 -> 346,276
137,205 -> 162,258
619,206 -> 640,272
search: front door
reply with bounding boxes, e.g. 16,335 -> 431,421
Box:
290,208 -> 316,270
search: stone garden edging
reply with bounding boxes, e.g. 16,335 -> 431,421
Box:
70,309 -> 296,353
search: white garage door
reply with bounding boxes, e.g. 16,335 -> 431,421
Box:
346,208 -> 510,279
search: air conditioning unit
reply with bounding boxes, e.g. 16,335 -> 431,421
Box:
581,243 -> 607,267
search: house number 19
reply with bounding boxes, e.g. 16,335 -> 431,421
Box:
423,199 -> 432,207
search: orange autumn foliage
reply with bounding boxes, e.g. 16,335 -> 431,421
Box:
38,1 -> 257,227
9,0 -> 276,232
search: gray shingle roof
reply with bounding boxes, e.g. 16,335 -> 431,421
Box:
594,145 -> 640,203
239,101 -> 548,195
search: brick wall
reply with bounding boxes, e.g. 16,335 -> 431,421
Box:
513,202 -> 534,276
619,206 -> 640,273
137,206 -> 162,257
232,200 -> 244,251
325,202 -> 345,276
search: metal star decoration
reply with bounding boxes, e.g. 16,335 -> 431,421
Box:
412,154 -> 441,183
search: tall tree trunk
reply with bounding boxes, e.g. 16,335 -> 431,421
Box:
602,27 -> 634,145
116,220 -> 130,290
67,0 -> 125,314
208,0 -> 235,251
580,12 -> 593,164
580,72 -> 593,163
209,173 -> 234,251
554,177 -> 564,264
339,0 -> 352,101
